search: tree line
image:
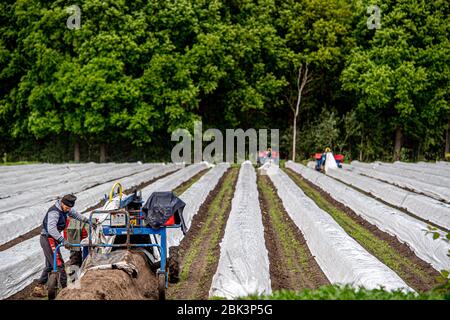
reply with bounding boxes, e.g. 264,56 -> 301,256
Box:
0,0 -> 448,163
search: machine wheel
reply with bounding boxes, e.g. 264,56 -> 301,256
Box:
47,272 -> 59,300
158,273 -> 166,301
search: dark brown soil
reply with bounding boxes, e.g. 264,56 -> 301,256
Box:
0,227 -> 41,252
285,168 -> 441,292
6,280 -> 46,300
167,167 -> 239,300
56,251 -> 158,300
257,174 -> 329,291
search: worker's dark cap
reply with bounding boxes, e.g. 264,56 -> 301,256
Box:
61,194 -> 77,207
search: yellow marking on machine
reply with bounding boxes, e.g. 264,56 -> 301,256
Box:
109,182 -> 123,203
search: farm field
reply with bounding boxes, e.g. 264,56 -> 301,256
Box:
1,161 -> 449,300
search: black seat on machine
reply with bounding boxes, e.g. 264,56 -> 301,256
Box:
142,191 -> 187,234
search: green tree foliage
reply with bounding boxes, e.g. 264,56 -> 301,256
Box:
342,0 -> 450,161
0,0 -> 448,162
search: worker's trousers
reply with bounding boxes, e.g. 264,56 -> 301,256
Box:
38,235 -> 67,287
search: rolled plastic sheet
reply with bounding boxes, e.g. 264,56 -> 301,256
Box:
209,161 -> 272,299
286,161 -> 450,272
325,167 -> 450,230
0,164 -> 182,299
79,250 -> 141,278
270,165 -> 412,292
324,152 -> 338,172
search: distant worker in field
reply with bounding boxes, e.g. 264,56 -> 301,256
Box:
320,147 -> 338,172
321,147 -> 331,169
32,194 -> 95,297
315,147 -> 344,172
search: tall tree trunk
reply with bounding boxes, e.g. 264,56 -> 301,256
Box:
74,141 -> 80,162
100,144 -> 106,163
416,143 -> 421,162
359,135 -> 363,161
445,119 -> 450,156
291,63 -> 310,161
292,115 -> 297,161
394,127 -> 402,161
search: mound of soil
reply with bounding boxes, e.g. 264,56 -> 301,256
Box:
57,251 -> 158,300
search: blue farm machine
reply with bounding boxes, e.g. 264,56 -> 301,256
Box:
48,182 -> 186,300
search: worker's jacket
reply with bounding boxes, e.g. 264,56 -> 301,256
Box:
41,200 -> 88,243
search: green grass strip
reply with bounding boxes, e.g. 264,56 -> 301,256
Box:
0,161 -> 41,166
243,284 -> 448,300
284,169 -> 433,286
257,175 -> 312,277
175,168 -> 238,298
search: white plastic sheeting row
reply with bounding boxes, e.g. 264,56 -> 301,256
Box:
0,163 -> 102,184
140,162 -> 211,201
287,162 -> 450,272
0,163 -> 144,198
325,167 -> 450,230
0,163 -> 158,213
392,162 -> 450,178
0,163 -> 54,173
436,161 -> 450,167
403,161 -> 450,168
209,161 -> 271,299
270,164 -> 411,291
0,236 -> 71,300
0,163 -> 182,299
0,164 -> 181,246
344,164 -> 450,204
168,163 -> 230,249
66,163 -> 212,260
142,162 -> 212,262
0,165 -> 162,244
350,161 -> 450,189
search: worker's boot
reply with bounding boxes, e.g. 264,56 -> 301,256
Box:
31,283 -> 47,298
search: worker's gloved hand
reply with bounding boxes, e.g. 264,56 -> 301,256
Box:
61,239 -> 71,250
